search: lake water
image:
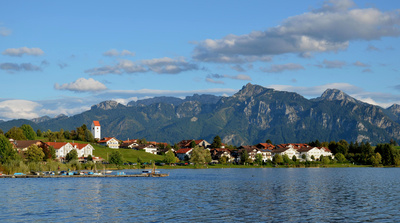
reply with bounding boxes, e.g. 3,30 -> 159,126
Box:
1,168 -> 400,222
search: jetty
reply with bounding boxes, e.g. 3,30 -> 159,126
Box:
0,173 -> 169,178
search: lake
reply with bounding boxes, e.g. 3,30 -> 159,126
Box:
1,168 -> 399,222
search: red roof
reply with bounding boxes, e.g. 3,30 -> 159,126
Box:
46,142 -> 68,149
176,148 -> 192,154
98,137 -> 116,143
93,121 -> 100,126
71,143 -> 89,150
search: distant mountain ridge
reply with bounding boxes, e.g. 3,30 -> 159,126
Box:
1,83 -> 400,145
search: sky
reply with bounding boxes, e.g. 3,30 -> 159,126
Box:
1,0 -> 400,120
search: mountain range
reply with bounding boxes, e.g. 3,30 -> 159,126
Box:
2,83 -> 400,146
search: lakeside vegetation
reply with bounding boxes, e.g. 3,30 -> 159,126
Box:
1,123 -> 400,174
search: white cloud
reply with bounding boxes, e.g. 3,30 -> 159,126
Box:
0,100 -> 41,119
0,27 -> 11,36
103,49 -> 135,57
193,0 -> 400,63
2,47 -> 44,57
0,63 -> 42,72
261,63 -> 305,73
54,78 -> 107,92
86,57 -> 198,75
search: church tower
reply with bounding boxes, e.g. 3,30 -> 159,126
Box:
91,121 -> 101,140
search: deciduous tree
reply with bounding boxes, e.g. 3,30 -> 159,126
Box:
66,150 -> 78,162
0,134 -> 17,163
211,135 -> 222,148
109,151 -> 123,165
164,149 -> 176,165
20,124 -> 36,140
26,144 -> 45,162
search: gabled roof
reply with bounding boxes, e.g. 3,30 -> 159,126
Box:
275,143 -> 310,150
176,148 -> 192,154
93,121 -> 100,126
71,143 -> 90,150
256,143 -> 275,150
98,137 -> 117,143
46,142 -> 69,149
13,140 -> 43,149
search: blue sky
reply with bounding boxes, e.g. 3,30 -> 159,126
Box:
1,0 -> 400,120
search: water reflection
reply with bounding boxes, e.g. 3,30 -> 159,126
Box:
1,168 -> 400,222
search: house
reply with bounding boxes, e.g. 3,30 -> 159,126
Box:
297,147 -> 321,161
135,144 -> 158,155
70,143 -> 95,157
98,137 -> 119,149
255,143 -> 275,151
46,142 -> 95,161
91,121 -> 101,140
258,149 -> 273,161
236,146 -> 260,162
46,142 -> 74,160
178,139 -> 210,149
319,147 -> 334,158
176,148 -> 193,160
210,148 -> 233,162
13,140 -> 46,152
272,146 -> 299,159
120,139 -> 139,148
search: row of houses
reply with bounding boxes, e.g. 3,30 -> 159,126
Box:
174,142 -> 334,163
11,139 -> 100,162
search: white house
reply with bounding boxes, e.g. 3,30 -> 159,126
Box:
91,121 -> 101,140
298,147 -> 321,161
136,144 -> 158,155
71,143 -> 95,157
46,142 -> 95,160
176,148 -> 193,160
98,137 -> 120,149
272,147 -> 299,159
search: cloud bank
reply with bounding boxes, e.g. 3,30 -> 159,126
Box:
54,78 -> 107,92
2,47 -> 44,57
193,0 -> 400,63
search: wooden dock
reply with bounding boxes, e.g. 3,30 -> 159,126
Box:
0,173 -> 169,178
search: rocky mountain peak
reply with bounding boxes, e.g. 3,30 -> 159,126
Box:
234,83 -> 271,100
318,89 -> 356,103
91,100 -> 123,110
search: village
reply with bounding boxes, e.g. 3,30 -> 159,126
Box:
9,121 -> 334,165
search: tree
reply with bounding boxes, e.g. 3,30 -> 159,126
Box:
66,150 -> 78,162
301,154 -> 307,161
311,155 -> 315,161
137,156 -> 143,165
87,154 -> 93,161
211,135 -> 222,148
321,156 -> 330,165
240,149 -> 249,164
283,154 -> 291,164
190,140 -> 196,148
371,153 -> 382,167
335,153 -> 346,163
20,124 -> 36,140
26,144 -> 45,162
219,156 -> 227,164
109,151 -> 123,165
164,149 -> 176,165
36,129 -> 42,137
0,134 -> 17,163
255,153 -> 263,165
85,129 -> 94,143
292,155 -> 297,162
43,146 -> 56,160
5,127 -> 27,140
190,146 -> 209,165
273,154 -> 283,165
266,139 -> 272,144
